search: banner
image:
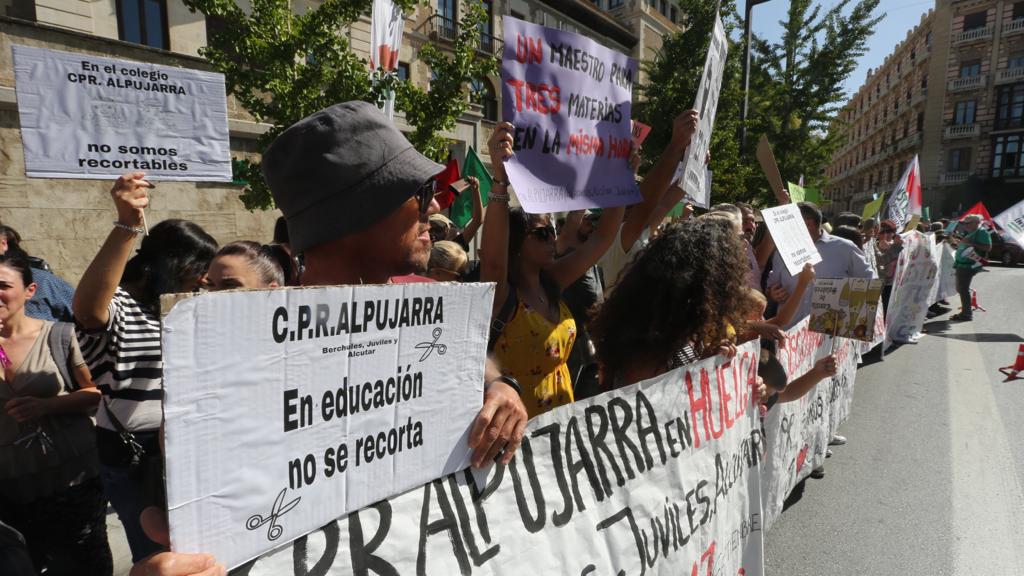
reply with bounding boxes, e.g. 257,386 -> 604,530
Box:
761,204 -> 823,275
994,199 -> 1024,249
369,0 -> 405,119
929,241 -> 957,304
500,17 -> 641,213
231,343 -> 766,575
12,44 -> 231,181
678,12 -> 727,208
884,155 -> 922,230
884,231 -> 937,349
808,278 -> 883,341
162,284 -> 494,568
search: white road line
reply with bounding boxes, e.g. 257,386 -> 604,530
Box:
948,334 -> 1024,574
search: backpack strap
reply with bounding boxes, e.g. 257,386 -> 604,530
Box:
46,321 -> 76,393
487,289 -> 519,353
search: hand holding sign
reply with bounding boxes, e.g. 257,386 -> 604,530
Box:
111,171 -> 154,231
673,109 -> 700,151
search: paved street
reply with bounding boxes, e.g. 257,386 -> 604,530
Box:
765,265 -> 1024,575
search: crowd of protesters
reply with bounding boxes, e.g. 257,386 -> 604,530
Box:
0,100 -> 994,576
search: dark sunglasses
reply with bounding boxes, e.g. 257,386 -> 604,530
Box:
528,226 -> 556,241
415,180 -> 439,216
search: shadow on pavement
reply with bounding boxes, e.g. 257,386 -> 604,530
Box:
929,332 -> 1024,343
782,479 -> 807,513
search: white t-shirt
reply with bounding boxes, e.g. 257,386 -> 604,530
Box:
598,225 -> 647,291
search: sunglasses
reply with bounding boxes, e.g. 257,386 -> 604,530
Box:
528,226 -> 556,241
415,180 -> 439,217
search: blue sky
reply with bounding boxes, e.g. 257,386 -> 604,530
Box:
750,0 -> 934,100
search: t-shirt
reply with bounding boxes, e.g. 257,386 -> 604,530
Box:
954,228 -> 992,269
77,287 -> 163,433
597,226 -> 647,291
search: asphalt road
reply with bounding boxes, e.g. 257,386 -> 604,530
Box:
764,265 -> 1024,575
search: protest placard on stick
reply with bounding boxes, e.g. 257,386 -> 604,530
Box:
761,203 -> 822,275
809,278 -> 884,342
756,136 -> 789,205
12,45 -> 231,181
161,283 -> 493,568
500,17 -> 641,213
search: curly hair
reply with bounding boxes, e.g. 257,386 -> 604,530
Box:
589,218 -> 749,384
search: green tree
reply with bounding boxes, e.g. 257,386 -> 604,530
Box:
184,0 -> 497,210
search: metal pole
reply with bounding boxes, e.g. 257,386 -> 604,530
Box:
740,0 -> 754,156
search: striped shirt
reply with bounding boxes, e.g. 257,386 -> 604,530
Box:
76,288 -> 163,432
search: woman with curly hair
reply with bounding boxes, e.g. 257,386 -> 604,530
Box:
589,218 -> 751,388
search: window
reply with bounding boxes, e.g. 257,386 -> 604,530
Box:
921,75 -> 928,90
906,89 -> 912,102
911,49 -> 916,61
671,6 -> 678,22
953,100 -> 977,125
996,84 -> 1024,130
479,0 -> 495,52
1010,52 -> 1024,70
511,10 -> 525,19
949,148 -> 971,172
396,62 -> 410,81
609,0 -> 623,7
992,134 -> 1024,178
917,112 -> 925,132
591,0 -> 601,7
1014,2 -> 1024,21
926,31 -> 932,47
959,60 -> 981,78
903,121 -> 909,138
887,165 -> 894,182
471,78 -> 498,122
963,11 -> 987,31
659,0 -> 667,17
437,0 -> 457,40
116,0 -> 168,49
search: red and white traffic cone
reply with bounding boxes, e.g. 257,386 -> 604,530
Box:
971,289 -> 987,312
999,344 -> 1024,381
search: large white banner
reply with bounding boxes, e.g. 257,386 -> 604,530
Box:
229,343 -> 766,575
929,240 -> 957,304
994,198 -> 1024,250
678,12 -> 728,207
162,284 -> 493,568
761,204 -> 823,275
884,231 -> 938,349
12,44 -> 231,181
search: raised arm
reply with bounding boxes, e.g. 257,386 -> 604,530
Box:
73,173 -> 152,330
547,204 -> 625,289
777,354 -> 837,403
479,124 -> 514,315
458,176 -> 485,246
769,263 -> 815,328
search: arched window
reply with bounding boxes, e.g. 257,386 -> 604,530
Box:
471,78 -> 498,122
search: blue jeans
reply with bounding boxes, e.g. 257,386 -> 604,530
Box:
99,464 -> 163,562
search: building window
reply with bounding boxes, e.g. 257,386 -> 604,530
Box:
921,75 -> 928,90
1014,2 -> 1024,21
996,84 -> 1024,130
116,0 -> 168,49
659,0 -> 667,17
917,112 -> 925,132
911,48 -> 916,61
671,6 -> 677,22
1010,52 -> 1024,70
591,0 -> 601,7
396,62 -> 410,81
963,10 -> 987,31
479,0 -> 495,52
511,10 -> 525,19
926,31 -> 932,47
992,133 -> 1024,178
471,78 -> 498,122
610,0 -> 623,7
959,60 -> 981,78
953,100 -> 977,125
949,148 -> 971,172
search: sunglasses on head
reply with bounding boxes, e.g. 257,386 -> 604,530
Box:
528,226 -> 556,241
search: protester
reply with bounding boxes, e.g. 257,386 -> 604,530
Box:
0,254 -> 111,575
206,241 -> 290,291
709,203 -> 764,291
950,213 -> 991,322
834,212 -> 861,229
875,219 -> 903,314
430,176 -> 484,253
0,226 -> 75,322
73,179 -> 218,563
425,240 -> 468,282
861,218 -> 878,243
832,224 -> 864,249
735,202 -> 758,242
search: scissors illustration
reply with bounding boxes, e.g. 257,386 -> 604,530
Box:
246,488 -> 301,541
414,327 -> 447,362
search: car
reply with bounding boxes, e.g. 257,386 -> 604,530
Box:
988,231 -> 1024,266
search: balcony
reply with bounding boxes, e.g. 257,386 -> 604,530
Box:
939,172 -> 970,186
911,90 -> 927,107
953,25 -> 993,46
1004,18 -> 1024,37
425,15 -> 503,57
947,74 -> 986,93
996,67 -> 1024,85
944,124 -> 980,139
897,133 -> 922,151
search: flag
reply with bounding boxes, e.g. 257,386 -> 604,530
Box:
993,198 -> 1024,249
787,182 -> 806,203
862,195 -> 885,220
923,206 -> 931,221
959,201 -> 995,227
370,0 -> 405,119
450,147 -> 491,227
884,155 -> 922,229
433,155 -> 460,211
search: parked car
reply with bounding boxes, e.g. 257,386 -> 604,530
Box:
988,231 -> 1024,266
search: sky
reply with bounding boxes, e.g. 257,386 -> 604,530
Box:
750,0 -> 934,100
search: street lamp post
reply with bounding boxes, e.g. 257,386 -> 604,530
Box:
740,0 -> 772,156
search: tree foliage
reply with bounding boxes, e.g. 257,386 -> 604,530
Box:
184,0 -> 497,209
639,0 -> 882,206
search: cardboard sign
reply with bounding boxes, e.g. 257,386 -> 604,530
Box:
227,342 -> 765,576
630,119 -> 652,146
678,12 -> 727,208
500,17 -> 641,213
994,198 -> 1024,250
761,203 -> 822,275
12,45 -> 231,181
162,283 -> 493,568
808,278 -> 884,341
756,136 -> 789,205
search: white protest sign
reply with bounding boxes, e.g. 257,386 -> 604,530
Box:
162,283 -> 493,568
679,13 -> 727,206
808,277 -> 883,341
12,44 -> 231,181
234,343 -> 766,576
994,199 -> 1024,249
761,203 -> 823,275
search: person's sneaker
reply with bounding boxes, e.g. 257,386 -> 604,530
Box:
826,449 -> 833,458
810,466 -> 826,479
950,313 -> 972,322
829,434 -> 847,446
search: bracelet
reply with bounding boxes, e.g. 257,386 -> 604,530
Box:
492,178 -> 511,187
113,221 -> 145,235
488,191 -> 510,203
486,374 -> 522,395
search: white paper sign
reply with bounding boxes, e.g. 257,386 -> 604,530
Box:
12,44 -> 231,181
232,343 -> 765,576
994,199 -> 1024,249
679,13 -> 727,205
761,203 -> 823,275
162,283 -> 493,568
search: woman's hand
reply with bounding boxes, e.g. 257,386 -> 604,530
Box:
111,172 -> 154,227
813,354 -> 838,379
488,123 -> 514,163
129,552 -> 224,576
5,397 -> 50,422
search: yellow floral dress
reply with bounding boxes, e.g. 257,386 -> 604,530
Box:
493,299 -> 577,419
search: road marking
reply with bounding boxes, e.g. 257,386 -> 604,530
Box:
948,334 -> 1024,574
